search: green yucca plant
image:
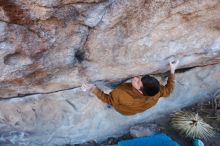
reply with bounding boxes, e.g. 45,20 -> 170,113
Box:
170,111 -> 215,140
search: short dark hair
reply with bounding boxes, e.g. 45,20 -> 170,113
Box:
140,75 -> 160,96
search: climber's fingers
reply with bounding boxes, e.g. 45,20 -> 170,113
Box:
81,83 -> 95,91
169,59 -> 179,74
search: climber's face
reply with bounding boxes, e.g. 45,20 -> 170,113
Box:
132,76 -> 143,93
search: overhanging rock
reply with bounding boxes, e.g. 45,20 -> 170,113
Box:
0,0 -> 220,145
0,0 -> 219,97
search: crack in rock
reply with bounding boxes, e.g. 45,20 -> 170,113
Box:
0,63 -> 219,100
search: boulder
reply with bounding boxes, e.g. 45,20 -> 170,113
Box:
0,0 -> 220,145
0,0 -> 219,97
0,64 -> 219,145
130,123 -> 161,137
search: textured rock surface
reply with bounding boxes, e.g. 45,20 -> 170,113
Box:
0,0 -> 219,97
0,64 -> 220,145
0,0 -> 220,145
130,123 -> 161,137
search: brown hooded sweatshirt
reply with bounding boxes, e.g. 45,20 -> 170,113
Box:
92,74 -> 175,115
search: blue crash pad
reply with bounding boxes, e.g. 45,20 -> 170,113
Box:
118,133 -> 180,146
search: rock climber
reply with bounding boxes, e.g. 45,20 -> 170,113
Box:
81,60 -> 179,115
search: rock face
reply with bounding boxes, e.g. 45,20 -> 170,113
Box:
0,0 -> 220,98
0,0 -> 219,145
0,64 -> 220,145
130,123 -> 161,137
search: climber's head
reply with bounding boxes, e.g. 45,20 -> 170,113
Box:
132,75 -> 160,96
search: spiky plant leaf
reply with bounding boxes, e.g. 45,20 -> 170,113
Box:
170,111 -> 215,140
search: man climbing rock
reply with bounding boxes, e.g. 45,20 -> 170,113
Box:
81,60 -> 179,115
